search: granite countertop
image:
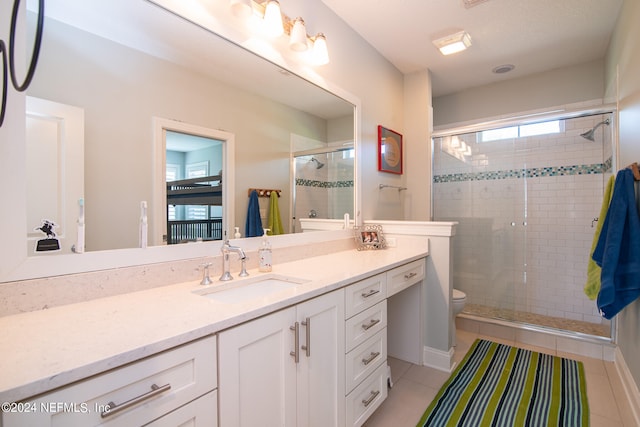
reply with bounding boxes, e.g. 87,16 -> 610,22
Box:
0,242 -> 428,403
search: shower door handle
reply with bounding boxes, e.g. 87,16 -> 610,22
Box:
510,222 -> 516,227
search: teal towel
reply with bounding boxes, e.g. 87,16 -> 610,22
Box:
592,168 -> 640,319
245,190 -> 262,237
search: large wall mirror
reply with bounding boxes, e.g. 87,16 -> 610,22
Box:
23,0 -> 356,258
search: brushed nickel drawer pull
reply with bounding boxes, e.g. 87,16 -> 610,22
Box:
361,318 -> 380,331
404,272 -> 418,280
361,289 -> 380,298
290,322 -> 300,363
362,390 -> 380,407
301,317 -> 311,357
362,351 -> 381,366
101,383 -> 171,418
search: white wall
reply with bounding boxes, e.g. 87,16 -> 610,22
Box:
604,0 -> 640,395
433,59 -> 605,127
0,1 -> 28,279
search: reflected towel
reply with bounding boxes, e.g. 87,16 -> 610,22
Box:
584,175 -> 615,299
267,191 -> 283,235
592,168 -> 640,319
245,190 -> 262,237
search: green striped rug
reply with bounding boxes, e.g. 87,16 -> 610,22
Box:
417,339 -> 589,426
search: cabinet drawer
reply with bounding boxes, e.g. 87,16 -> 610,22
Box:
145,390 -> 217,426
345,301 -> 386,353
345,329 -> 387,394
345,273 -> 386,318
386,259 -> 425,298
345,363 -> 388,427
3,336 -> 217,427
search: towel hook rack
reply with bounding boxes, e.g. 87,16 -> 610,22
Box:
248,188 -> 281,197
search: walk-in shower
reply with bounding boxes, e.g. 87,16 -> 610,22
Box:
292,148 -> 354,232
432,112 -> 614,340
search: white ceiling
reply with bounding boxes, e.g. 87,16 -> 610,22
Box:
321,0 -> 623,97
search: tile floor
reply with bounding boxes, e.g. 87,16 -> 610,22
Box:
364,329 -> 638,427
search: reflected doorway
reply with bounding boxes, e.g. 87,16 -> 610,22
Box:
165,131 -> 223,244
152,118 -> 235,246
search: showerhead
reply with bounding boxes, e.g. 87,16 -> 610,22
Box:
580,118 -> 610,141
309,157 -> 325,169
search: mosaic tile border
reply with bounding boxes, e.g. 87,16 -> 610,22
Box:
296,179 -> 354,189
434,158 -> 612,184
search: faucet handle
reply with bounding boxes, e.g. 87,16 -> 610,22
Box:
199,262 -> 213,286
239,257 -> 249,277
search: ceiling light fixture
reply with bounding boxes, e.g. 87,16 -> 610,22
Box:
433,31 -> 472,55
263,0 -> 284,37
289,17 -> 308,51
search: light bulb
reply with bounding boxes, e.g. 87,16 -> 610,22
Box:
263,0 -> 284,37
312,33 -> 329,65
289,17 -> 308,52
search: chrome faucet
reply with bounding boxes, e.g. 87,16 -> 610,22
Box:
219,240 -> 247,281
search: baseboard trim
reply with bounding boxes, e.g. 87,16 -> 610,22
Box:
615,346 -> 640,425
423,345 -> 454,373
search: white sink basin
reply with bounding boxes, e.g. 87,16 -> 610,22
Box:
194,274 -> 310,304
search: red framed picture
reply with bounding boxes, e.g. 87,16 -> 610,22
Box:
377,125 -> 403,174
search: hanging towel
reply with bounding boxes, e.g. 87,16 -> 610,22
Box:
592,168 -> 640,319
245,190 -> 263,237
584,175 -> 615,299
267,191 -> 284,235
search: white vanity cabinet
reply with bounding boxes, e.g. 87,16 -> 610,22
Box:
344,273 -> 388,427
218,288 -> 345,427
2,336 -> 217,427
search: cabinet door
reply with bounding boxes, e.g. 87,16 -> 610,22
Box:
218,308 -> 297,427
296,289 -> 345,427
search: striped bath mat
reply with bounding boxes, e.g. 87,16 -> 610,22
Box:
417,339 -> 589,426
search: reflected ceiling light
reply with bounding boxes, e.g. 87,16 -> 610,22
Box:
433,31 -> 472,55
312,33 -> 329,65
289,17 -> 308,51
230,0 -> 253,18
263,0 -> 284,37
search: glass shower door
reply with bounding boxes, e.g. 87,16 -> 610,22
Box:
433,113 -> 613,338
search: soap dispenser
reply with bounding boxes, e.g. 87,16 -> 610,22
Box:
258,228 -> 272,272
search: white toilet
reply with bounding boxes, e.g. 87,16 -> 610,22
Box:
452,289 -> 467,347
452,289 -> 467,316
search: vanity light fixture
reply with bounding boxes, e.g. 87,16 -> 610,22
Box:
230,0 -> 253,18
433,30 -> 472,55
289,17 -> 308,51
312,33 -> 329,65
263,0 -> 284,37
229,0 -> 330,65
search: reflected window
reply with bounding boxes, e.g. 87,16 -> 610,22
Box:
480,120 -> 561,142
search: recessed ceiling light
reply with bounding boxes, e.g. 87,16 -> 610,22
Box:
492,64 -> 515,74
